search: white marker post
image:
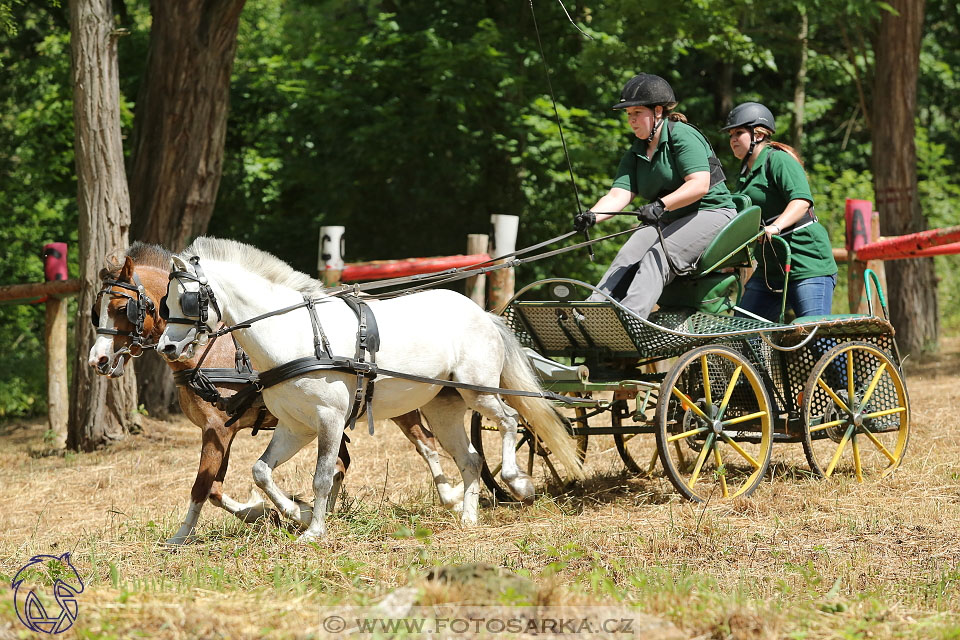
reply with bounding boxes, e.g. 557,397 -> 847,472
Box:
318,225 -> 345,286
487,214 -> 519,311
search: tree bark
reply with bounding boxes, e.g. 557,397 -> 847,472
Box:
128,0 -> 246,415
69,0 -> 140,451
128,0 -> 246,250
871,0 -> 936,356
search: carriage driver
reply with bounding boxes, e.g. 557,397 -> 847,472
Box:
574,73 -> 737,318
722,102 -> 837,320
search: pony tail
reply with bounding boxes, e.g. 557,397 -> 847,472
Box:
769,141 -> 804,166
667,112 -> 688,123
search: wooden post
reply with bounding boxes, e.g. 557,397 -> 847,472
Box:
465,233 -> 489,306
44,297 -> 69,448
487,214 -> 519,311
319,225 -> 345,287
845,198 -> 872,314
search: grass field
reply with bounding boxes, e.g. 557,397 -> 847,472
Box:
2,339 -> 960,639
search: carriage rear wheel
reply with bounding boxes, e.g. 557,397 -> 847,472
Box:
470,398 -> 587,503
655,345 -> 773,502
613,399 -> 660,476
801,341 -> 909,480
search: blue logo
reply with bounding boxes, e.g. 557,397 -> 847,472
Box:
11,552 -> 84,634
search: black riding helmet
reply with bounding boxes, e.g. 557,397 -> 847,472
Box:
723,102 -> 776,175
721,102 -> 776,133
611,73 -> 678,110
612,74 -> 677,143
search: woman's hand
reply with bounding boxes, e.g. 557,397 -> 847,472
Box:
762,223 -> 781,242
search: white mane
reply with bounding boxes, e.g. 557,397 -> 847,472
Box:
181,236 -> 327,298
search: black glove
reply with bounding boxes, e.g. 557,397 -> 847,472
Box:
573,210 -> 596,232
636,199 -> 666,225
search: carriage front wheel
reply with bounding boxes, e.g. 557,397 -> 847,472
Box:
470,399 -> 587,503
801,341 -> 909,481
655,345 -> 774,502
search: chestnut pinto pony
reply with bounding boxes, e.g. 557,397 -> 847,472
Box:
156,237 -> 584,543
87,243 -> 461,545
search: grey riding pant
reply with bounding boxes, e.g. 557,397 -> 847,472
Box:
586,207 -> 737,318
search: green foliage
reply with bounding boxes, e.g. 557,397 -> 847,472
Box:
3,0 -> 960,417
0,4 -> 75,417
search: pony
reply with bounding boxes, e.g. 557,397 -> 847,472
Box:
156,237 -> 583,542
87,242 -> 463,544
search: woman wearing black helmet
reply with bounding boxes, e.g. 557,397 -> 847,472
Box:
722,102 -> 837,321
575,73 -> 737,318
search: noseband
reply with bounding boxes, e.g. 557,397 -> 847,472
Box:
91,273 -> 156,357
160,256 -> 221,339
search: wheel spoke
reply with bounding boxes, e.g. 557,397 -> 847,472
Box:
667,425 -> 708,443
859,427 -> 898,464
671,387 -> 711,422
687,433 -> 714,489
673,441 -> 688,472
719,433 -> 760,469
817,378 -> 852,413
847,350 -> 855,405
646,447 -> 659,474
701,355 -> 712,407
809,417 -> 848,433
713,445 -> 728,498
825,425 -> 856,476
862,406 -> 907,420
723,410 -> 768,427
851,434 -> 863,483
716,365 -> 743,421
859,363 -> 889,407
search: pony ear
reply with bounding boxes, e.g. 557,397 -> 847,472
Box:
171,256 -> 188,272
119,256 -> 135,281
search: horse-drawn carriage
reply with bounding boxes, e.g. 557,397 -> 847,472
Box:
472,201 -> 910,503
90,199 -> 910,543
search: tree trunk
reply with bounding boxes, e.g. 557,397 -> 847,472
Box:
128,0 -> 246,415
68,0 -> 140,451
791,6 -> 808,151
871,0 -> 936,357
128,0 -> 246,250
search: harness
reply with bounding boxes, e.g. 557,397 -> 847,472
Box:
163,257 -> 579,433
94,265 -> 277,436
91,274 -> 156,357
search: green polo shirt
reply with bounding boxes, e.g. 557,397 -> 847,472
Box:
612,120 -> 735,223
735,146 -> 837,282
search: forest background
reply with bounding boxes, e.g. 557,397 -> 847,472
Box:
1,0 -> 958,419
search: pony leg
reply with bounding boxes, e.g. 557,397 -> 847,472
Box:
419,392 -> 482,526
393,410 -> 464,510
252,426 -> 317,529
299,413 -> 347,543
327,435 -> 350,514
166,424 -> 238,545
465,392 -> 535,503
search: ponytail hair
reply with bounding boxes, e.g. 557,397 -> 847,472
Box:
755,125 -> 803,166
666,111 -> 687,123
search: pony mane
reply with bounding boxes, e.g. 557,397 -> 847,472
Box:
182,236 -> 327,297
101,241 -> 173,278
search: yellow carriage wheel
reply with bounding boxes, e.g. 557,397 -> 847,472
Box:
655,345 -> 773,502
801,341 -> 909,480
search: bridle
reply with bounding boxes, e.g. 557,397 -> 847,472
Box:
90,273 -> 157,358
159,256 -> 221,344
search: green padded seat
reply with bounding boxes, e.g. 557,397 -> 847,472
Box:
656,204 -> 762,312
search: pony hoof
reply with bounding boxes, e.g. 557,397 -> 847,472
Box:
504,476 -> 535,504
297,530 -> 324,544
163,535 -> 195,547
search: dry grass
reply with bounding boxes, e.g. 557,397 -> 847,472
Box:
2,339 -> 960,638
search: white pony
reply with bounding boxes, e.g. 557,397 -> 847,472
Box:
156,237 -> 583,543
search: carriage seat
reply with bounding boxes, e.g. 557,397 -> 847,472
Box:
656,200 -> 762,313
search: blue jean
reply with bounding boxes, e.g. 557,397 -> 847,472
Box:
737,273 -> 837,322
